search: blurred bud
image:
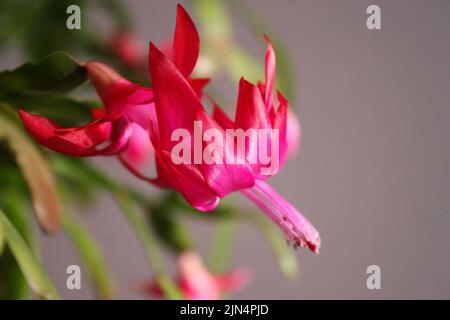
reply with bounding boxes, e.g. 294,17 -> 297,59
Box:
286,109 -> 301,157
144,251 -> 251,300
107,32 -> 145,69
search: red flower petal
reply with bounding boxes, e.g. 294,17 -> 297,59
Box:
235,78 -> 271,131
155,149 -> 219,212
263,35 -> 276,108
148,42 -> 202,149
189,78 -> 210,98
196,109 -> 254,198
172,4 -> 200,78
273,92 -> 288,168
214,268 -> 251,292
18,110 -> 113,156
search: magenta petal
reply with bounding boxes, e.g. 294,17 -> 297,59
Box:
241,180 -> 321,253
156,150 -> 220,211
234,78 -> 271,131
172,4 -> 200,78
102,81 -> 152,120
286,109 -> 301,157
234,79 -> 275,178
189,78 -> 210,98
126,87 -> 154,105
214,269 -> 251,294
121,123 -> 153,165
18,110 -> 113,156
98,118 -> 132,155
272,92 -> 288,169
263,35 -> 276,108
196,109 -> 255,197
148,43 -> 203,149
123,100 -> 156,130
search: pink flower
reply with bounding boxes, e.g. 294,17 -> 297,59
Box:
145,251 -> 250,300
18,5 -> 320,253
147,32 -> 320,252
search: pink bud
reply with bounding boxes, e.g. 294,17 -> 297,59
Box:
286,110 -> 301,157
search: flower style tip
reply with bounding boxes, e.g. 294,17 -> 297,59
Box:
241,180 -> 321,253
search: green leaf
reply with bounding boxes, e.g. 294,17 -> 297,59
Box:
150,208 -> 193,253
0,91 -> 96,126
225,47 -> 263,84
62,213 -> 116,299
251,214 -> 298,279
0,217 -> 4,256
192,0 -> 232,40
0,110 -> 61,233
52,156 -> 115,190
0,51 -> 86,94
208,219 -> 236,273
0,209 -> 59,299
19,1 -> 88,60
0,192 -> 34,299
0,249 -> 29,299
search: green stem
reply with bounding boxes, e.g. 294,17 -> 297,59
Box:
113,190 -> 183,300
208,219 -> 236,273
0,209 -> 60,299
247,213 -> 298,279
62,212 -> 116,299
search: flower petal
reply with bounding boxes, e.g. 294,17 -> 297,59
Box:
234,78 -> 275,178
18,110 -> 113,156
272,92 -> 288,170
196,109 -> 255,197
235,78 -> 271,131
241,180 -> 321,253
189,78 -> 210,98
214,268 -> 251,293
148,43 -> 203,149
263,35 -> 276,108
172,4 -> 200,78
155,149 -> 219,212
99,117 -> 132,155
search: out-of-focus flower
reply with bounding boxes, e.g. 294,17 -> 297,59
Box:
107,31 -> 145,69
145,251 -> 250,300
286,109 -> 301,157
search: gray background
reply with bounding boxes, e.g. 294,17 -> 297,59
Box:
3,0 -> 450,299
